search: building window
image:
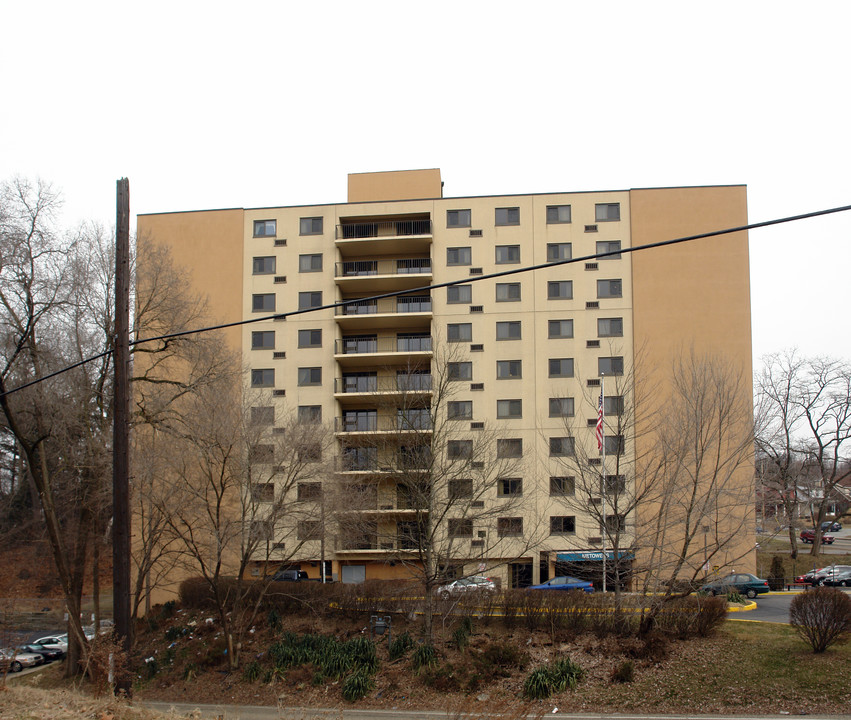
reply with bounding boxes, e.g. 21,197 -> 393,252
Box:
448,362 -> 473,381
447,247 -> 472,266
253,293 -> 276,312
597,279 -> 622,298
298,291 -> 322,309
602,514 -> 627,534
497,399 -> 522,419
495,283 -> 521,302
549,436 -> 575,457
251,369 -> 274,387
297,367 -> 322,386
598,318 -> 623,337
548,320 -> 574,339
251,406 -> 274,425
297,482 -> 322,501
604,395 -> 625,415
249,444 -> 274,464
498,478 -> 522,497
497,438 -> 522,458
447,209 -> 471,228
297,405 -> 322,423
549,476 -> 575,496
298,443 -> 322,463
449,478 -> 473,501
547,281 -> 573,300
448,518 -> 473,538
251,483 -> 275,502
253,256 -> 276,274
604,435 -> 626,454
550,516 -> 576,535
548,358 -> 574,377
496,360 -> 522,379
498,517 -> 523,537
447,401 -> 473,420
447,323 -> 473,343
598,356 -> 624,376
251,331 -> 275,350
447,285 -> 472,304
495,245 -> 520,264
250,520 -> 274,542
299,216 -> 323,235
596,240 -> 622,259
495,207 -> 520,226
447,440 -> 473,459
595,203 -> 620,222
298,329 -> 322,348
604,474 -> 626,494
299,254 -> 323,272
546,205 -> 572,224
496,321 -> 521,340
298,520 -> 320,540
548,397 -> 574,417
546,243 -> 572,262
253,219 -> 276,238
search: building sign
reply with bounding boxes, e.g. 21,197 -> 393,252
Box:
556,550 -> 634,562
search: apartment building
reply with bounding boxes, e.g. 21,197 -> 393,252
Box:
137,169 -> 754,589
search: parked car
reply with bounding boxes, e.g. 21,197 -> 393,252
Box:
0,648 -> 44,673
272,569 -> 309,582
795,567 -> 830,585
700,573 -> 770,599
32,635 -> 68,653
801,529 -> 834,544
806,566 -> 851,586
19,643 -> 65,662
436,576 -> 496,598
821,521 -> 842,532
528,576 -> 595,593
823,569 -> 851,587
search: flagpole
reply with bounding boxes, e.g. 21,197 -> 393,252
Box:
600,374 -> 606,594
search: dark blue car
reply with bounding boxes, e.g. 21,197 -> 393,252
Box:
528,576 -> 595,593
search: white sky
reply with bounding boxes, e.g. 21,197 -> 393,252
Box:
2,1 -> 849,368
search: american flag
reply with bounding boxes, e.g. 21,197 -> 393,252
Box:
595,390 -> 604,451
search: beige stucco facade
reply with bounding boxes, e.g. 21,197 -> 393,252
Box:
136,172 -> 753,592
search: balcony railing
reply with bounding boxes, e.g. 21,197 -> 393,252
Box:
335,335 -> 432,355
336,296 -> 432,316
334,374 -> 432,394
337,219 -> 431,239
336,414 -> 433,433
336,451 -> 431,472
336,258 -> 432,277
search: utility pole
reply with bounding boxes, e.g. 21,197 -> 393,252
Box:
113,178 -> 132,694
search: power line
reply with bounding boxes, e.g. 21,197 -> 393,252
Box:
2,202 -> 850,400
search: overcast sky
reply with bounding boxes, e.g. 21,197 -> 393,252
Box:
2,1 -> 849,368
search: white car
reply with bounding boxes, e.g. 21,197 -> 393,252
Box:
33,634 -> 68,652
437,576 -> 497,598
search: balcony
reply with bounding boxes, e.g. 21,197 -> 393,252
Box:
336,217 -> 432,257
335,258 -> 432,293
336,449 -> 431,474
334,334 -> 432,367
335,413 -> 432,435
335,296 -> 432,330
334,373 -> 432,399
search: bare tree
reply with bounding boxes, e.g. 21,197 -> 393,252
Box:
636,351 -> 755,633
152,366 -> 334,669
756,351 -> 851,555
546,354 -> 664,600
333,346 -> 548,641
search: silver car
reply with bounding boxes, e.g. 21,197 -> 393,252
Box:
436,575 -> 497,598
0,648 -> 44,672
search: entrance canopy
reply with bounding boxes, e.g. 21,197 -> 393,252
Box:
556,550 -> 634,562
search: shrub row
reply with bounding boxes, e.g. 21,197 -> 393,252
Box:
177,577 -> 727,640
